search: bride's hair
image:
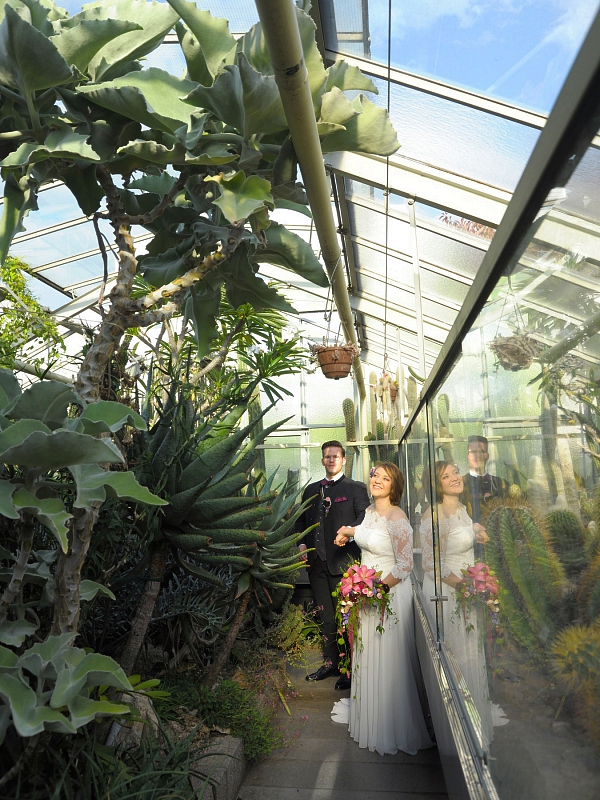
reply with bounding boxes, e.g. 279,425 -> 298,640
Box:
373,462 -> 405,505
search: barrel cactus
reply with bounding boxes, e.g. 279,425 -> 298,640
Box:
546,509 -> 587,578
485,505 -> 566,655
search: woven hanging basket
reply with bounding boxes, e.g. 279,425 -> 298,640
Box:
310,343 -> 359,380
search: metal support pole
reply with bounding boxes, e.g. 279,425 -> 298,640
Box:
299,364 -> 310,486
396,326 -> 405,427
408,198 -> 427,378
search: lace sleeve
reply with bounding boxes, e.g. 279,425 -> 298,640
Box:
421,512 -> 451,578
387,518 -> 414,581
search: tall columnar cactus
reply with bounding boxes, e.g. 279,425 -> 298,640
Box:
342,398 -> 356,478
436,393 -> 454,463
407,376 -> 418,416
546,510 -> 587,578
365,431 -> 378,466
485,505 -> 566,655
540,392 -> 567,506
578,550 -> 600,623
369,371 -> 378,441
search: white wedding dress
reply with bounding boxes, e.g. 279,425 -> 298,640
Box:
421,506 -> 493,748
332,507 -> 434,756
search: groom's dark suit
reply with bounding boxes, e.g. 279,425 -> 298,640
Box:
296,473 -> 370,666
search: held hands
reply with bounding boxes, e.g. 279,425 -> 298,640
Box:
298,544 -> 308,562
473,523 -> 489,544
335,526 -> 354,547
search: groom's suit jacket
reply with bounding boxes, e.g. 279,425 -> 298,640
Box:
296,474 -> 370,575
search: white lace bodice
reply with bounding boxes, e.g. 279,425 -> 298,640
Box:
354,507 -> 413,581
421,504 -> 475,578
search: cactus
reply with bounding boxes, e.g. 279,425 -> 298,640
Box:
365,431 -> 377,466
578,549 -> 600,623
540,392 -> 566,505
527,455 -> 551,517
369,371 -> 378,439
485,505 -> 566,655
342,397 -> 356,478
551,623 -> 600,687
407,376 -> 418,415
546,510 -> 587,578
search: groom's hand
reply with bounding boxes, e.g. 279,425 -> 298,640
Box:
298,543 -> 308,562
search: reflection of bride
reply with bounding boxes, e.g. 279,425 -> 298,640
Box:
421,461 -> 493,748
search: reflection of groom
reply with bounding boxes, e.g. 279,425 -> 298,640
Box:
297,441 -> 370,690
461,435 -> 508,524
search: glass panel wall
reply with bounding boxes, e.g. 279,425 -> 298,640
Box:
406,135 -> 600,799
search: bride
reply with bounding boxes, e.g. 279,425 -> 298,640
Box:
333,462 -> 434,756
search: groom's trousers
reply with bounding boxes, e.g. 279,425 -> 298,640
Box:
309,555 -> 342,667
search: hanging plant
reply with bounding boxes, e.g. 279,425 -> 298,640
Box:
489,334 -> 545,372
310,342 -> 360,380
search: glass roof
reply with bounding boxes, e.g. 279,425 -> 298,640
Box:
3,0 -> 600,386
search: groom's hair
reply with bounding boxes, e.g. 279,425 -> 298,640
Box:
374,462 -> 405,506
322,440 -> 345,457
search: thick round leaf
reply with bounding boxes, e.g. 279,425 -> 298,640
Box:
0,673 -> 75,736
78,400 -> 147,434
166,0 -> 235,82
51,18 -> 141,72
0,619 -> 38,647
0,172 -> 39,265
251,221 -> 329,288
222,246 -> 295,313
68,695 -> 130,728
238,53 -> 287,138
0,430 -> 124,469
80,580 -> 116,602
69,464 -> 167,508
12,488 -> 71,552
0,419 -> 51,453
0,370 -> 21,415
0,5 -> 71,94
321,94 -> 400,157
207,170 -> 273,224
183,64 -> 244,131
324,60 -> 377,94
7,381 -> 79,429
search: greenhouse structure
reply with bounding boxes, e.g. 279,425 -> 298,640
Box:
1,0 -> 600,797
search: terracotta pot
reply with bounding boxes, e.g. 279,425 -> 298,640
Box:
389,387 -> 398,402
315,347 -> 353,380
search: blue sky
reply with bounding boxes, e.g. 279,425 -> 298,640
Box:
361,0 -> 600,114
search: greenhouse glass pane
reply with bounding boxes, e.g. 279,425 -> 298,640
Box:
326,0 -> 598,115
16,185 -> 83,236
39,255 -> 116,290
10,219 -> 113,273
144,42 -> 187,76
347,201 -> 412,255
417,228 -> 486,278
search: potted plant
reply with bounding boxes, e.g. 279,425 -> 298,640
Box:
310,342 -> 360,380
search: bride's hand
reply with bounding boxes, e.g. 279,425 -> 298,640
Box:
473,523 -> 488,544
335,526 -> 354,546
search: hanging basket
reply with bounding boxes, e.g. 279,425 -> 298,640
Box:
310,343 -> 360,380
488,334 -> 545,372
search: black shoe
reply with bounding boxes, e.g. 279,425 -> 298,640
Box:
334,675 -> 351,691
305,665 -> 338,681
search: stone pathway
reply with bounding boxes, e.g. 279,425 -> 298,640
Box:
239,662 -> 448,800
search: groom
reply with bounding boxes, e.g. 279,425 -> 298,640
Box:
297,441 -> 370,690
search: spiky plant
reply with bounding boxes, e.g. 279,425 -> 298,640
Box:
546,510 -> 587,578
342,398 -> 356,478
551,623 -> 600,687
485,505 -> 566,656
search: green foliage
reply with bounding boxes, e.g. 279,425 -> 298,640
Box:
546,509 -> 587,578
0,257 -> 64,370
485,505 -> 566,657
578,549 -> 600,623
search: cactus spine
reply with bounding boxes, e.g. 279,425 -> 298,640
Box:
546,510 -> 587,578
485,505 -> 565,655
342,397 -> 356,478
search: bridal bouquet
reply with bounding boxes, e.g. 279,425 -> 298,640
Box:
454,562 -> 500,631
332,562 -> 393,677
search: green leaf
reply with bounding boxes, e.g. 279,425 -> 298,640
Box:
78,68 -> 199,133
18,633 -> 77,675
321,94 -> 400,156
68,695 -> 130,728
0,5 -> 71,95
0,645 -> 18,668
128,172 -> 176,196
80,580 -> 116,602
222,246 -> 295,313
251,221 -> 329,288
319,86 -> 359,127
0,369 -> 21,415
0,429 -> 124,469
0,619 -> 38,647
58,164 -> 104,216
274,198 -> 312,218
184,284 -> 221,358
51,18 -> 141,72
78,0 -> 178,83
77,401 -> 147,434
324,60 -> 377,94
51,652 -> 132,708
183,64 -> 244,131
69,464 -> 167,508
0,419 -> 51,452
207,170 -> 273,224
0,480 -> 19,519
141,234 -> 195,287
7,380 -> 79,429
0,0 -> 55,35
236,571 -> 251,597
0,673 -> 76,736
12,488 -> 71,551
166,0 -> 234,82
237,53 -> 287,138
116,138 -> 186,165
0,171 -> 39,265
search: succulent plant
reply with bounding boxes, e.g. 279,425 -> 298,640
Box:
342,398 -> 356,478
485,505 -> 566,656
551,623 -> 600,687
546,509 -> 587,578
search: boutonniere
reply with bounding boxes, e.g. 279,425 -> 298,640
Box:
322,496 -> 332,517
334,496 -> 348,503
